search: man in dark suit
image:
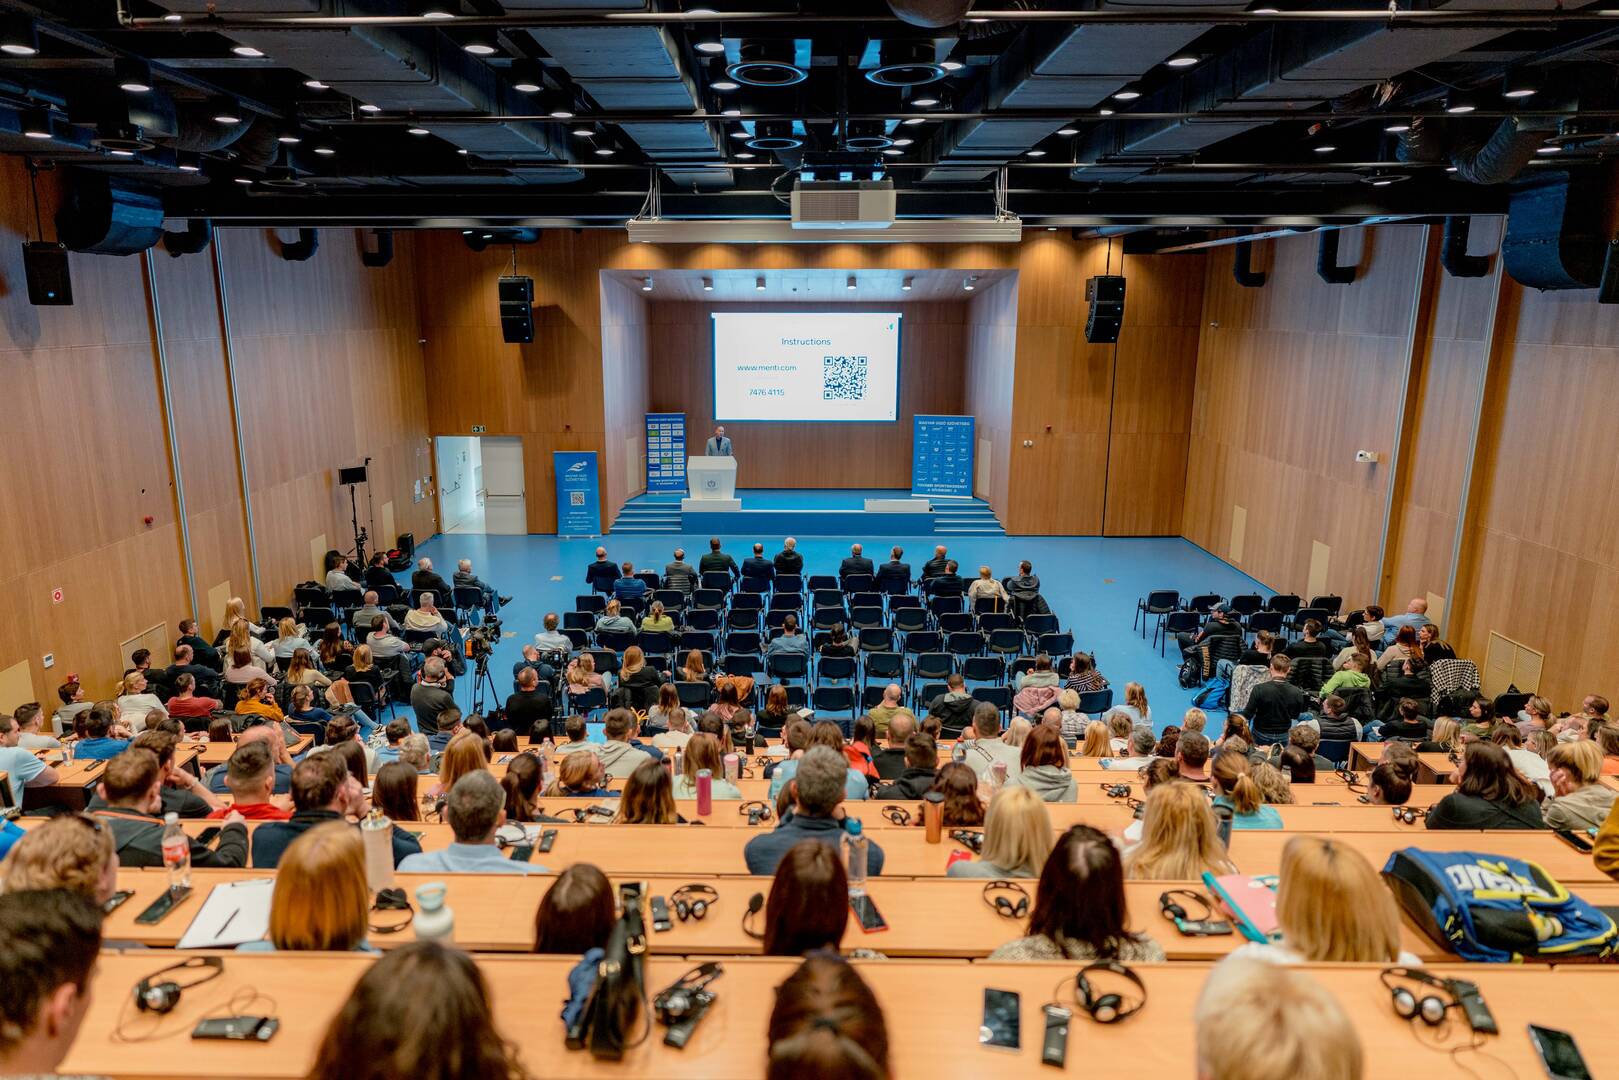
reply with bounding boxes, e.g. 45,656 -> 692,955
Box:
921,545 -> 950,581
875,547 -> 911,594
363,553 -> 395,593
175,620 -> 223,671
411,558 -> 453,602
663,548 -> 698,595
162,644 -> 216,689
926,559 -> 966,597
585,546 -> 620,594
699,537 -> 738,581
773,537 -> 804,576
741,543 -> 775,583
839,543 -> 874,584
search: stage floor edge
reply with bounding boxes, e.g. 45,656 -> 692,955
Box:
613,488 -> 1004,537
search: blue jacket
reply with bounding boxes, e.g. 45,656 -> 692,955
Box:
208,763 -> 292,795
743,813 -> 884,876
613,577 -> 647,602
74,737 -> 131,761
250,809 -> 420,869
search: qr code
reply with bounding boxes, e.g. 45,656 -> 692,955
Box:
823,355 -> 868,400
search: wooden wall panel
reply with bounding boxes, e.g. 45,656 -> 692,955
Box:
645,300 -> 966,489
1183,227 -> 1427,601
600,276 -> 650,519
964,276 -> 1017,518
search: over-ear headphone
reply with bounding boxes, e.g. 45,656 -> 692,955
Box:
1157,889 -> 1215,923
134,957 -> 223,1013
1392,805 -> 1427,825
1075,961 -> 1146,1024
881,805 -> 912,826
672,884 -> 718,922
1380,967 -> 1453,1026
981,880 -> 1030,919
1100,783 -> 1132,799
739,800 -> 772,823
741,892 -> 765,940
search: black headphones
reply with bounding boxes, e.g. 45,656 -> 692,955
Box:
742,891 -> 765,940
1075,961 -> 1146,1024
134,957 -> 224,1014
1392,805 -> 1427,825
739,800 -> 772,824
672,884 -> 718,922
881,804 -> 912,826
1336,768 -> 1367,793
1380,967 -> 1455,1026
981,880 -> 1030,919
1100,783 -> 1133,799
1157,889 -> 1216,923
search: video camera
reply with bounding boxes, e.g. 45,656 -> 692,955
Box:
464,613 -> 503,660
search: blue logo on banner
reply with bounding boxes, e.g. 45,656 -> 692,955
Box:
553,451 -> 601,536
911,415 -> 975,498
644,412 -> 688,494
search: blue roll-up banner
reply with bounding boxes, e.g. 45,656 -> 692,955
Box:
911,414 -> 975,498
644,412 -> 687,494
553,451 -> 601,537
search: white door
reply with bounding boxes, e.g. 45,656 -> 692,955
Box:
480,436 -> 527,534
435,436 -> 483,534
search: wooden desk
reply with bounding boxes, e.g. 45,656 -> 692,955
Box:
59,955 -> 1619,1079
22,758 -> 110,811
196,734 -> 315,769
1350,743 -> 1459,784
1226,830 -> 1607,884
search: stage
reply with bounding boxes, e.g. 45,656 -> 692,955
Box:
610,488 -> 1005,537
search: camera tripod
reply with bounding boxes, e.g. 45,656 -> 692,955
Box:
467,650 -> 502,717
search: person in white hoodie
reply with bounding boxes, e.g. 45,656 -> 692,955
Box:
594,708 -> 652,780
1011,726 -> 1077,802
959,703 -> 1023,785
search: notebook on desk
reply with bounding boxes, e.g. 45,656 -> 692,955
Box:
1202,872 -> 1281,944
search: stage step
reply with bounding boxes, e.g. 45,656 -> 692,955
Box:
609,493 -> 1006,536
608,500 -> 681,535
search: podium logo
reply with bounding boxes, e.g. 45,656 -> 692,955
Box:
566,461 -> 588,473
704,478 -> 718,490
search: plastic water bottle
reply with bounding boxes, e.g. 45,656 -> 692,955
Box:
696,768 -> 713,816
951,740 -> 967,764
414,882 -> 455,943
161,812 -> 191,890
844,818 -> 869,896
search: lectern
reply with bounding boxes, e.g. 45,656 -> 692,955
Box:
683,455 -> 738,511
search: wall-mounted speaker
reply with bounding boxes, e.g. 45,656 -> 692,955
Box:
498,275 -> 534,343
1084,274 -> 1125,343
338,465 -> 369,485
22,241 -> 72,306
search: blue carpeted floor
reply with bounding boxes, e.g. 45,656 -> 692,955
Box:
413,530 -> 1272,734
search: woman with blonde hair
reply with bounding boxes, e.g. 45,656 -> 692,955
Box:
615,759 -> 682,824
673,732 -> 743,800
1055,688 -> 1087,740
0,813 -> 118,905
223,596 -> 265,637
115,671 -> 168,733
1212,750 -> 1283,828
1079,720 -> 1112,758
429,730 -> 489,801
227,616 -> 276,669
1227,836 -> 1415,966
617,645 -> 664,712
565,652 -> 605,693
1418,715 -> 1462,754
947,786 -> 1054,879
1107,682 -> 1151,729
1543,740 -> 1617,831
676,648 -> 710,685
640,600 -> 675,634
543,750 -> 612,798
1004,716 -> 1033,749
284,648 -> 331,689
1195,960 -> 1363,1080
240,822 -> 373,953
1124,782 -> 1237,880
967,565 -> 1007,604
273,617 -> 314,662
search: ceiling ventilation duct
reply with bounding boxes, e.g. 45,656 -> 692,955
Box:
747,120 -> 804,151
727,41 -> 807,87
1397,115 -> 1554,185
360,228 -> 394,268
1502,169 -> 1607,291
887,0 -> 974,28
1440,216 -> 1489,278
161,217 -> 212,258
865,41 -> 948,86
55,171 -> 164,255
277,228 -> 319,261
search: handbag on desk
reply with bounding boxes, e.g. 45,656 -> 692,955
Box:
565,881 -> 648,1059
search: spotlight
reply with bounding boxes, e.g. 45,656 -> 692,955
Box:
866,41 -> 946,87
278,128 -> 304,144
0,15 -> 39,56
891,137 -> 913,147
881,147 -> 903,156
910,94 -> 940,108
642,276 -> 653,292
845,119 -> 894,150
901,276 -> 913,291
408,126 -> 430,136
1098,107 -> 1115,116
746,119 -> 802,150
940,59 -> 964,72
549,107 -> 575,120
314,145 -> 336,156
1113,84 -> 1142,101
21,107 -> 53,140
1166,53 -> 1199,68
1027,148 -> 1047,157
358,103 -> 382,114
727,128 -> 750,139
1502,68 -> 1539,99
462,36 -> 498,56
594,143 -> 616,156
846,275 -> 857,291
1384,119 -> 1412,133
963,275 -> 977,292
735,151 -> 757,159
176,154 -> 201,173
1313,142 -> 1336,154
755,276 -> 766,291
901,116 -> 927,126
115,57 -> 154,94
727,40 -> 806,86
1444,91 -> 1477,115
415,1 -> 457,17
231,45 -> 265,58
571,124 -> 594,137
510,61 -> 544,94
212,100 -> 243,125
1536,143 -> 1562,154
695,34 -> 726,54
304,79 -> 329,90
702,277 -> 714,291
711,79 -> 739,91
1057,125 -> 1079,136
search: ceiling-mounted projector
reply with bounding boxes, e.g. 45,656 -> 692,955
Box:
791,179 -> 896,230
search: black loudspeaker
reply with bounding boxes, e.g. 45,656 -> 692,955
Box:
1084,274 -> 1125,344
338,465 -> 369,485
22,242 -> 72,306
396,532 -> 415,559
498,275 -> 534,344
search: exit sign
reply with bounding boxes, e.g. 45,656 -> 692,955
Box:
471,425 -> 486,434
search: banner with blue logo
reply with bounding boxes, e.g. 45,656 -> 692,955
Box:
644,412 -> 687,494
911,415 -> 975,498
553,451 -> 601,537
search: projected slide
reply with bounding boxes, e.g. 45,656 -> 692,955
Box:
712,311 -> 903,422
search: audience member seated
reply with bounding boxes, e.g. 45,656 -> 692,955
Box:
1102,727 -> 1158,771
926,761 -> 986,828
1279,745 -> 1316,785
1377,625 -> 1423,672
838,543 -> 874,584
700,537 -> 740,581
1486,721 -> 1551,795
595,708 -> 654,779
454,558 -> 510,612
162,674 -> 220,728
926,559 -> 966,597
844,715 -> 881,782
745,747 -> 884,876
493,754 -> 547,825
0,814 -> 118,906
205,742 -> 289,822
1176,603 -> 1242,659
364,616 -> 410,668
534,863 -> 615,955
761,840 -> 876,958
768,722 -> 869,803
1241,655 -> 1310,746
819,623 -> 857,658
93,748 -> 247,867
1105,681 -> 1151,730
1377,697 -> 1431,742
1417,623 -> 1456,661
594,599 -> 634,635
1381,596 -> 1432,640
311,942 -> 526,1080
72,703 -> 130,762
1319,653 -> 1372,700
870,716 -> 916,782
766,614 -> 812,659
1194,959 -> 1363,1080
1542,740 -> 1615,831
674,732 -> 743,800
875,546 -> 911,593
0,889 -> 103,1077
649,688 -> 692,748
613,561 -> 648,603
867,682 -> 916,737
1286,725 -> 1337,773
991,823 -> 1166,962
1077,720 -> 1111,759
409,557 -> 454,605
565,653 -> 607,699
410,657 -> 456,733
240,822 -> 374,953
740,543 -> 774,583
176,618 -> 224,671
544,750 -> 612,799
1012,653 -> 1060,716
585,546 -> 619,594
661,547 -> 698,595
765,953 -> 888,1080
0,714 -> 56,806
1212,749 -> 1283,829
771,536 -> 804,575
1426,740 -> 1546,830
114,671 -> 168,734
613,760 -> 683,825
1282,620 -> 1330,660
756,684 -> 796,734
1366,759 -> 1414,806
947,785 -> 1051,879
427,730 -> 486,801
639,600 -> 675,635
1124,781 -> 1237,880
400,771 -> 546,875
86,729 -> 218,819
1174,730 -> 1212,781
873,730 -> 936,798
1063,652 -> 1107,694
403,592 -> 450,638
1243,836 -> 1418,965
252,752 -> 419,868
967,565 -> 1007,605
54,679 -> 94,736
959,702 -> 1022,786
617,647 -> 665,713
1012,725 -> 1077,803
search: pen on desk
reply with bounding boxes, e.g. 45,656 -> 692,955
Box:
217,908 -> 237,937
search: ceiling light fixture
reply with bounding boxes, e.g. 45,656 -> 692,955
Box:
702,277 -> 714,291
416,1 -> 457,17
549,107 -> 575,119
314,144 -> 336,156
755,276 -> 766,291
358,103 -> 382,114
408,126 -> 430,136
594,145 -> 616,156
109,148 -> 135,158
723,108 -> 741,117
1113,84 -> 1142,101
727,40 -> 806,86
21,107 -> 51,139
513,78 -> 542,93
462,37 -> 498,56
846,275 -> 857,291
510,62 -> 544,93
1166,54 -> 1199,68
0,15 -> 39,56
1384,119 -> 1412,133
1057,125 -> 1079,136
901,116 -> 927,126
1313,142 -> 1336,153
231,45 -> 265,58
845,119 -> 894,150
456,148 -> 469,155
304,79 -> 329,90
1445,165 -> 1458,172
892,137 -> 913,147
901,276 -> 913,291
695,35 -> 726,55
735,151 -> 756,159
963,275 -> 978,292
1502,67 -> 1540,99
866,40 -> 946,86
940,59 -> 964,72
115,57 -> 153,93
1027,148 -> 1047,157
1444,91 -> 1477,115
176,154 -> 201,173
571,124 -> 594,137
232,175 -> 253,185
212,101 -> 243,125
1361,171 -> 1408,186
910,94 -> 940,108
711,79 -> 739,91
642,276 -> 653,292
277,128 -> 303,144
882,147 -> 903,156
1046,226 -> 1058,232
746,119 -> 802,150
1537,143 -> 1563,154
1098,107 -> 1115,116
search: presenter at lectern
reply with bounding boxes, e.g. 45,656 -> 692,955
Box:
705,425 -> 734,457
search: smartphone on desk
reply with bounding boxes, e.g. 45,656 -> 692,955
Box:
850,894 -> 888,934
1528,1025 -> 1592,1080
135,885 -> 192,925
979,988 -> 1021,1051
